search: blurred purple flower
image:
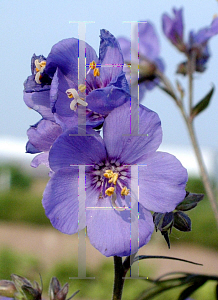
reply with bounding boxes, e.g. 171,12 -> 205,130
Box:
42,102 -> 187,257
162,8 -> 218,73
162,8 -> 185,52
187,17 -> 218,72
118,22 -> 165,101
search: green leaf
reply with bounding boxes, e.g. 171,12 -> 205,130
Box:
178,277 -> 208,300
191,85 -> 214,119
134,255 -> 202,266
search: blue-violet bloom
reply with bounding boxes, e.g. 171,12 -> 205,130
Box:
42,101 -> 188,257
118,22 -> 165,101
162,8 -> 218,72
44,29 -> 130,129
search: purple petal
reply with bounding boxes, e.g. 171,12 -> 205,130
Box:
87,197 -> 154,257
99,29 -> 125,85
190,17 -> 218,45
86,84 -> 130,115
103,102 -> 162,164
27,119 -> 62,152
139,151 -> 188,212
23,76 -> 54,121
49,127 -> 106,172
31,152 -> 49,168
42,167 -> 81,234
162,8 -> 184,47
117,37 -> 131,63
45,38 -> 98,81
139,22 -> 160,60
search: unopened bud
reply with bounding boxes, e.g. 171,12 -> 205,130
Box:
174,211 -> 191,232
0,280 -> 17,298
153,212 -> 174,232
49,278 -> 68,300
10,274 -> 42,300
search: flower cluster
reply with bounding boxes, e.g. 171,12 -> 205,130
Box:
162,7 -> 218,73
24,29 -> 188,257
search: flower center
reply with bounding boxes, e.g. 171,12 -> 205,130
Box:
34,59 -> 46,84
91,161 -> 130,211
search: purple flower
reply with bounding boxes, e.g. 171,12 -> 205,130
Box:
118,22 -> 165,101
163,8 -> 218,72
42,102 -> 188,257
187,17 -> 218,72
23,54 -> 63,167
44,29 -> 130,123
162,8 -> 185,52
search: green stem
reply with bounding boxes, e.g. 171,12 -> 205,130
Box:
185,117 -> 218,227
159,69 -> 218,228
112,256 -> 125,300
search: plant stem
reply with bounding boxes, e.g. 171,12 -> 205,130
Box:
112,256 -> 125,300
185,117 -> 218,227
186,53 -> 218,228
159,66 -> 218,228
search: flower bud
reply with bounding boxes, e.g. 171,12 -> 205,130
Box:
0,280 -> 17,298
153,212 -> 174,232
49,278 -> 68,300
173,211 -> 191,232
10,274 -> 41,300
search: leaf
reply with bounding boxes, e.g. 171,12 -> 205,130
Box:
191,85 -> 214,119
178,277 -> 208,300
134,255 -> 202,266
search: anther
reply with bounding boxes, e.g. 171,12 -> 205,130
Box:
121,186 -> 130,196
34,59 -> 46,84
105,187 -> 115,196
93,68 -> 100,77
89,61 -> 97,70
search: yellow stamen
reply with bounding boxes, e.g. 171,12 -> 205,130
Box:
93,68 -> 100,77
121,186 -> 130,196
40,61 -> 46,68
89,61 -> 97,69
104,170 -> 114,179
105,187 -> 115,197
34,59 -> 46,84
108,173 -> 118,185
78,84 -> 86,93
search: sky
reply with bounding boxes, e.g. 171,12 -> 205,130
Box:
0,0 -> 218,153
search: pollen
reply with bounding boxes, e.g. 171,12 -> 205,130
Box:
121,186 -> 130,196
103,170 -> 114,179
93,68 -> 100,77
108,173 -> 118,185
89,61 -> 97,70
105,187 -> 115,197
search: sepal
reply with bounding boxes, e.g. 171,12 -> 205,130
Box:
176,191 -> 204,211
173,211 -> 191,232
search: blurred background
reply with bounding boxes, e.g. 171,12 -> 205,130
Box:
0,0 -> 218,299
